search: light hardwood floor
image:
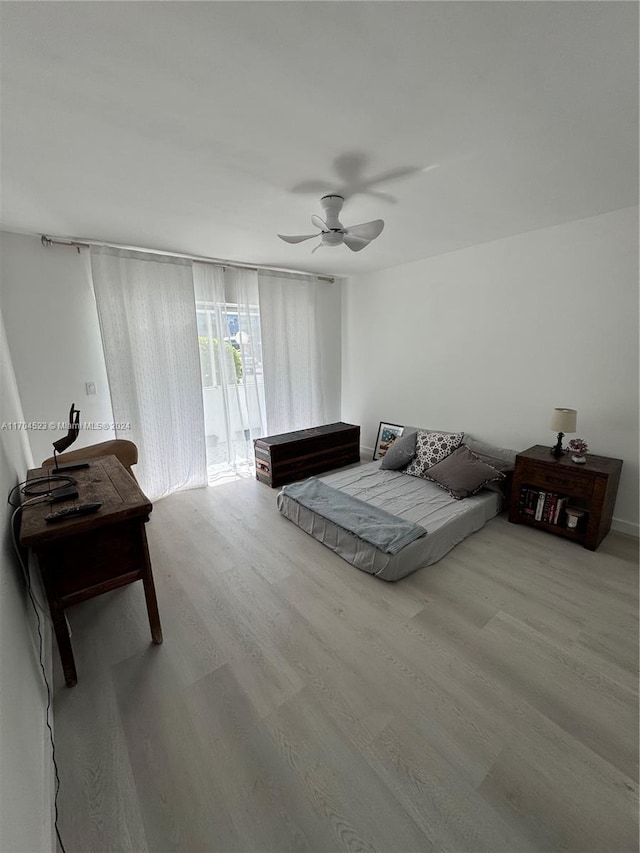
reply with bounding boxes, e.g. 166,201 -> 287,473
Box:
53,476 -> 639,853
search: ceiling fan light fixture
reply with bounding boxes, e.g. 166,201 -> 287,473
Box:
278,195 -> 384,254
323,231 -> 343,247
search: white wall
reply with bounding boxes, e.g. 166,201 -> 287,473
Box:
0,301 -> 53,852
342,207 -> 639,534
0,231 -> 115,465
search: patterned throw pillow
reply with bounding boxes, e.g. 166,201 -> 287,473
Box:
404,430 -> 464,478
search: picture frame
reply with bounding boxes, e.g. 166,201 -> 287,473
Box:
373,422 -> 404,460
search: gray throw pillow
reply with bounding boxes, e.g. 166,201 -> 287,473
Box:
424,445 -> 504,499
464,436 -> 516,467
380,430 -> 418,470
463,440 -> 515,494
471,453 -> 514,474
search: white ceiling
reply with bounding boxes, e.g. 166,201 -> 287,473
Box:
1,2 -> 637,276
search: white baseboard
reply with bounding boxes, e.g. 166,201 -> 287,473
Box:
611,517 -> 639,538
361,444 -> 375,458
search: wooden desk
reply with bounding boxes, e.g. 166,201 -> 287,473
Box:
20,455 -> 162,686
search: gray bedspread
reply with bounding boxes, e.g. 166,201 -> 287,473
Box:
281,477 -> 427,554
277,462 -> 502,581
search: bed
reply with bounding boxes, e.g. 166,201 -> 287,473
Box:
276,431 -> 514,581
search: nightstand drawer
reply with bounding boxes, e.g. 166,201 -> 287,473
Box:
521,462 -> 594,498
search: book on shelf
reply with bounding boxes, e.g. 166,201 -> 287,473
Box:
519,486 -> 538,517
519,486 -> 568,526
543,493 -> 557,523
553,496 -> 568,525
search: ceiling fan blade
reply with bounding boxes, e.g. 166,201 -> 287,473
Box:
343,234 -> 370,252
366,165 -> 423,186
311,241 -> 325,254
311,214 -> 330,232
278,233 -> 320,244
333,151 -> 368,183
344,219 -> 385,241
290,179 -> 334,194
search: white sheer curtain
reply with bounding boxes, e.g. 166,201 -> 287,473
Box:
258,271 -> 326,435
91,248 -> 207,500
0,303 -> 34,471
193,263 -> 266,479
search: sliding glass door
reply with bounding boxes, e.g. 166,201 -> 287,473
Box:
193,265 -> 266,482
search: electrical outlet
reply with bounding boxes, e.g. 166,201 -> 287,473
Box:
85,381 -> 97,396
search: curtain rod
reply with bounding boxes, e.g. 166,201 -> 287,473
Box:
40,234 -> 336,283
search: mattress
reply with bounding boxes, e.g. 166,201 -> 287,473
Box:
277,461 -> 502,581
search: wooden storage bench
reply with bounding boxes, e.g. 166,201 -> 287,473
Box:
254,422 -> 360,487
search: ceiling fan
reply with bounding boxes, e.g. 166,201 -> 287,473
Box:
278,195 -> 384,253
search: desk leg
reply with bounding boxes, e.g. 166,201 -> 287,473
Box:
140,527 -> 163,645
51,604 -> 78,687
38,558 -> 78,687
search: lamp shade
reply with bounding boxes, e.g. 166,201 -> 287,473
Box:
550,408 -> 577,433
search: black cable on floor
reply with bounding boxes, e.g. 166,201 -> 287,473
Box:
9,498 -> 67,853
25,575 -> 67,853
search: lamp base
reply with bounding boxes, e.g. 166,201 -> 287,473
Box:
550,432 -> 565,458
52,448 -> 90,472
53,460 -> 90,472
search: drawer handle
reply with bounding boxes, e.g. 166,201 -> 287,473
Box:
544,475 -> 571,487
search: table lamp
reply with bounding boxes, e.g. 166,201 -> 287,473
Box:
550,408 -> 577,457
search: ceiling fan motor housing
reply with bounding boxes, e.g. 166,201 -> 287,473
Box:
320,194 -> 345,230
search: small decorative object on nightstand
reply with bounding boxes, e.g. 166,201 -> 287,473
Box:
508,445 -> 622,550
568,438 -> 588,464
550,407 -> 577,457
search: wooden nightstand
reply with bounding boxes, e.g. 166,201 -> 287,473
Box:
508,445 -> 622,550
